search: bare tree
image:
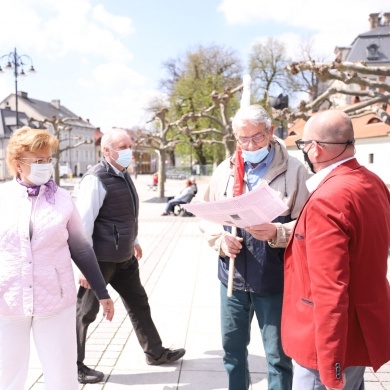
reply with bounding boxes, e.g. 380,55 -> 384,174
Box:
290,38 -> 330,104
176,84 -> 244,158
249,37 -> 294,103
134,83 -> 245,198
134,107 -> 186,198
275,60 -> 390,122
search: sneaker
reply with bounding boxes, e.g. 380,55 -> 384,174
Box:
77,363 -> 104,384
146,348 -> 186,365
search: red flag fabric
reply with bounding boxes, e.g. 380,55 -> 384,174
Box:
232,146 -> 244,197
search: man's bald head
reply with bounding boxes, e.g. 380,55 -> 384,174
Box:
301,110 -> 355,172
304,110 -> 354,143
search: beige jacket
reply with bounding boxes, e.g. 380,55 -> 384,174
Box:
201,139 -> 310,254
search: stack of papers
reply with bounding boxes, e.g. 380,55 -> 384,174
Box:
182,182 -> 288,228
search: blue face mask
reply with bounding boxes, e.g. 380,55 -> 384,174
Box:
241,145 -> 269,164
115,148 -> 132,168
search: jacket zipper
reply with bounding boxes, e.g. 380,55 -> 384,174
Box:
113,224 -> 119,250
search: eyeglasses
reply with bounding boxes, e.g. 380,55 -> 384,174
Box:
295,139 -> 354,150
18,157 -> 57,166
236,133 -> 266,146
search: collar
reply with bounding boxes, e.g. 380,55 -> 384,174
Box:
306,156 -> 355,193
109,162 -> 125,175
104,157 -> 126,175
15,177 -> 58,203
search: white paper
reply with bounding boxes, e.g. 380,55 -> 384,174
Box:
182,181 -> 288,228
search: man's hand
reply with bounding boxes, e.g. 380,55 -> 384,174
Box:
99,298 -> 114,321
220,233 -> 243,259
245,223 -> 276,242
134,244 -> 143,260
78,273 -> 91,289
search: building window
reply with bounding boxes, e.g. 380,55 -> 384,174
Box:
366,44 -> 380,61
368,153 -> 374,164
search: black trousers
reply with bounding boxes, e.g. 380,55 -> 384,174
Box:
76,257 -> 165,363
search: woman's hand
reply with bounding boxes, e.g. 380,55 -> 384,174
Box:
99,299 -> 114,321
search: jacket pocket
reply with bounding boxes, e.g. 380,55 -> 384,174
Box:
113,224 -> 120,250
55,268 -> 63,298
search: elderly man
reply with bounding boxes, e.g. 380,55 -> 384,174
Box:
282,110 -> 390,390
75,128 -> 185,384
201,104 -> 310,390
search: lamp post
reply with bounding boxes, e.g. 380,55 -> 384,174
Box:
0,47 -> 36,125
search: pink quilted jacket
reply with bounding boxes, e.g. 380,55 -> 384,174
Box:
0,179 -> 77,316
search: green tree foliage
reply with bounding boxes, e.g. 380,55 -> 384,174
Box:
161,44 -> 243,165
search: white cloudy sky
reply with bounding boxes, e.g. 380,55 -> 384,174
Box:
0,0 -> 386,132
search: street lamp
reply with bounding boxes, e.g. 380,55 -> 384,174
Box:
0,47 -> 36,125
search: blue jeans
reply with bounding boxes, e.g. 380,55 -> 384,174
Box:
220,283 -> 293,390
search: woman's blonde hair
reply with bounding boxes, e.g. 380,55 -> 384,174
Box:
6,126 -> 58,176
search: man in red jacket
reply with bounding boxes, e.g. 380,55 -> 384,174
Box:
282,110 -> 390,390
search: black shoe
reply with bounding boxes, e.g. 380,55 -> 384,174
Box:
146,348 -> 186,365
77,363 -> 104,384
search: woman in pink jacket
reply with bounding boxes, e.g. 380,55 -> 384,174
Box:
0,127 -> 114,390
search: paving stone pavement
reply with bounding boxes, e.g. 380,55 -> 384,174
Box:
10,173 -> 389,389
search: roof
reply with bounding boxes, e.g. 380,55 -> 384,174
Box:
94,127 -> 104,145
284,109 -> 390,148
0,108 -> 29,138
13,92 -> 94,128
345,25 -> 390,65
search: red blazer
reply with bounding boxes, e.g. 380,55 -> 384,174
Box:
282,159 -> 390,388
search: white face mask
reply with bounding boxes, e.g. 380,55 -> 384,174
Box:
27,163 -> 53,186
114,148 -> 132,168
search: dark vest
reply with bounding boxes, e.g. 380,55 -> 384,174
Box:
87,159 -> 139,262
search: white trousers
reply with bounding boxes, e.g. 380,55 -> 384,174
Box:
0,305 -> 79,390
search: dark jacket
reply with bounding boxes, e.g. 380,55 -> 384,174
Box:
89,159 -> 139,262
219,214 -> 292,294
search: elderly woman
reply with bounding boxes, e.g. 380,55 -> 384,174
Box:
161,179 -> 195,215
0,127 -> 114,390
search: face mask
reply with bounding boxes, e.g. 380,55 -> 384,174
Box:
241,145 -> 269,164
302,150 -> 315,173
115,148 -> 132,168
27,163 -> 53,186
